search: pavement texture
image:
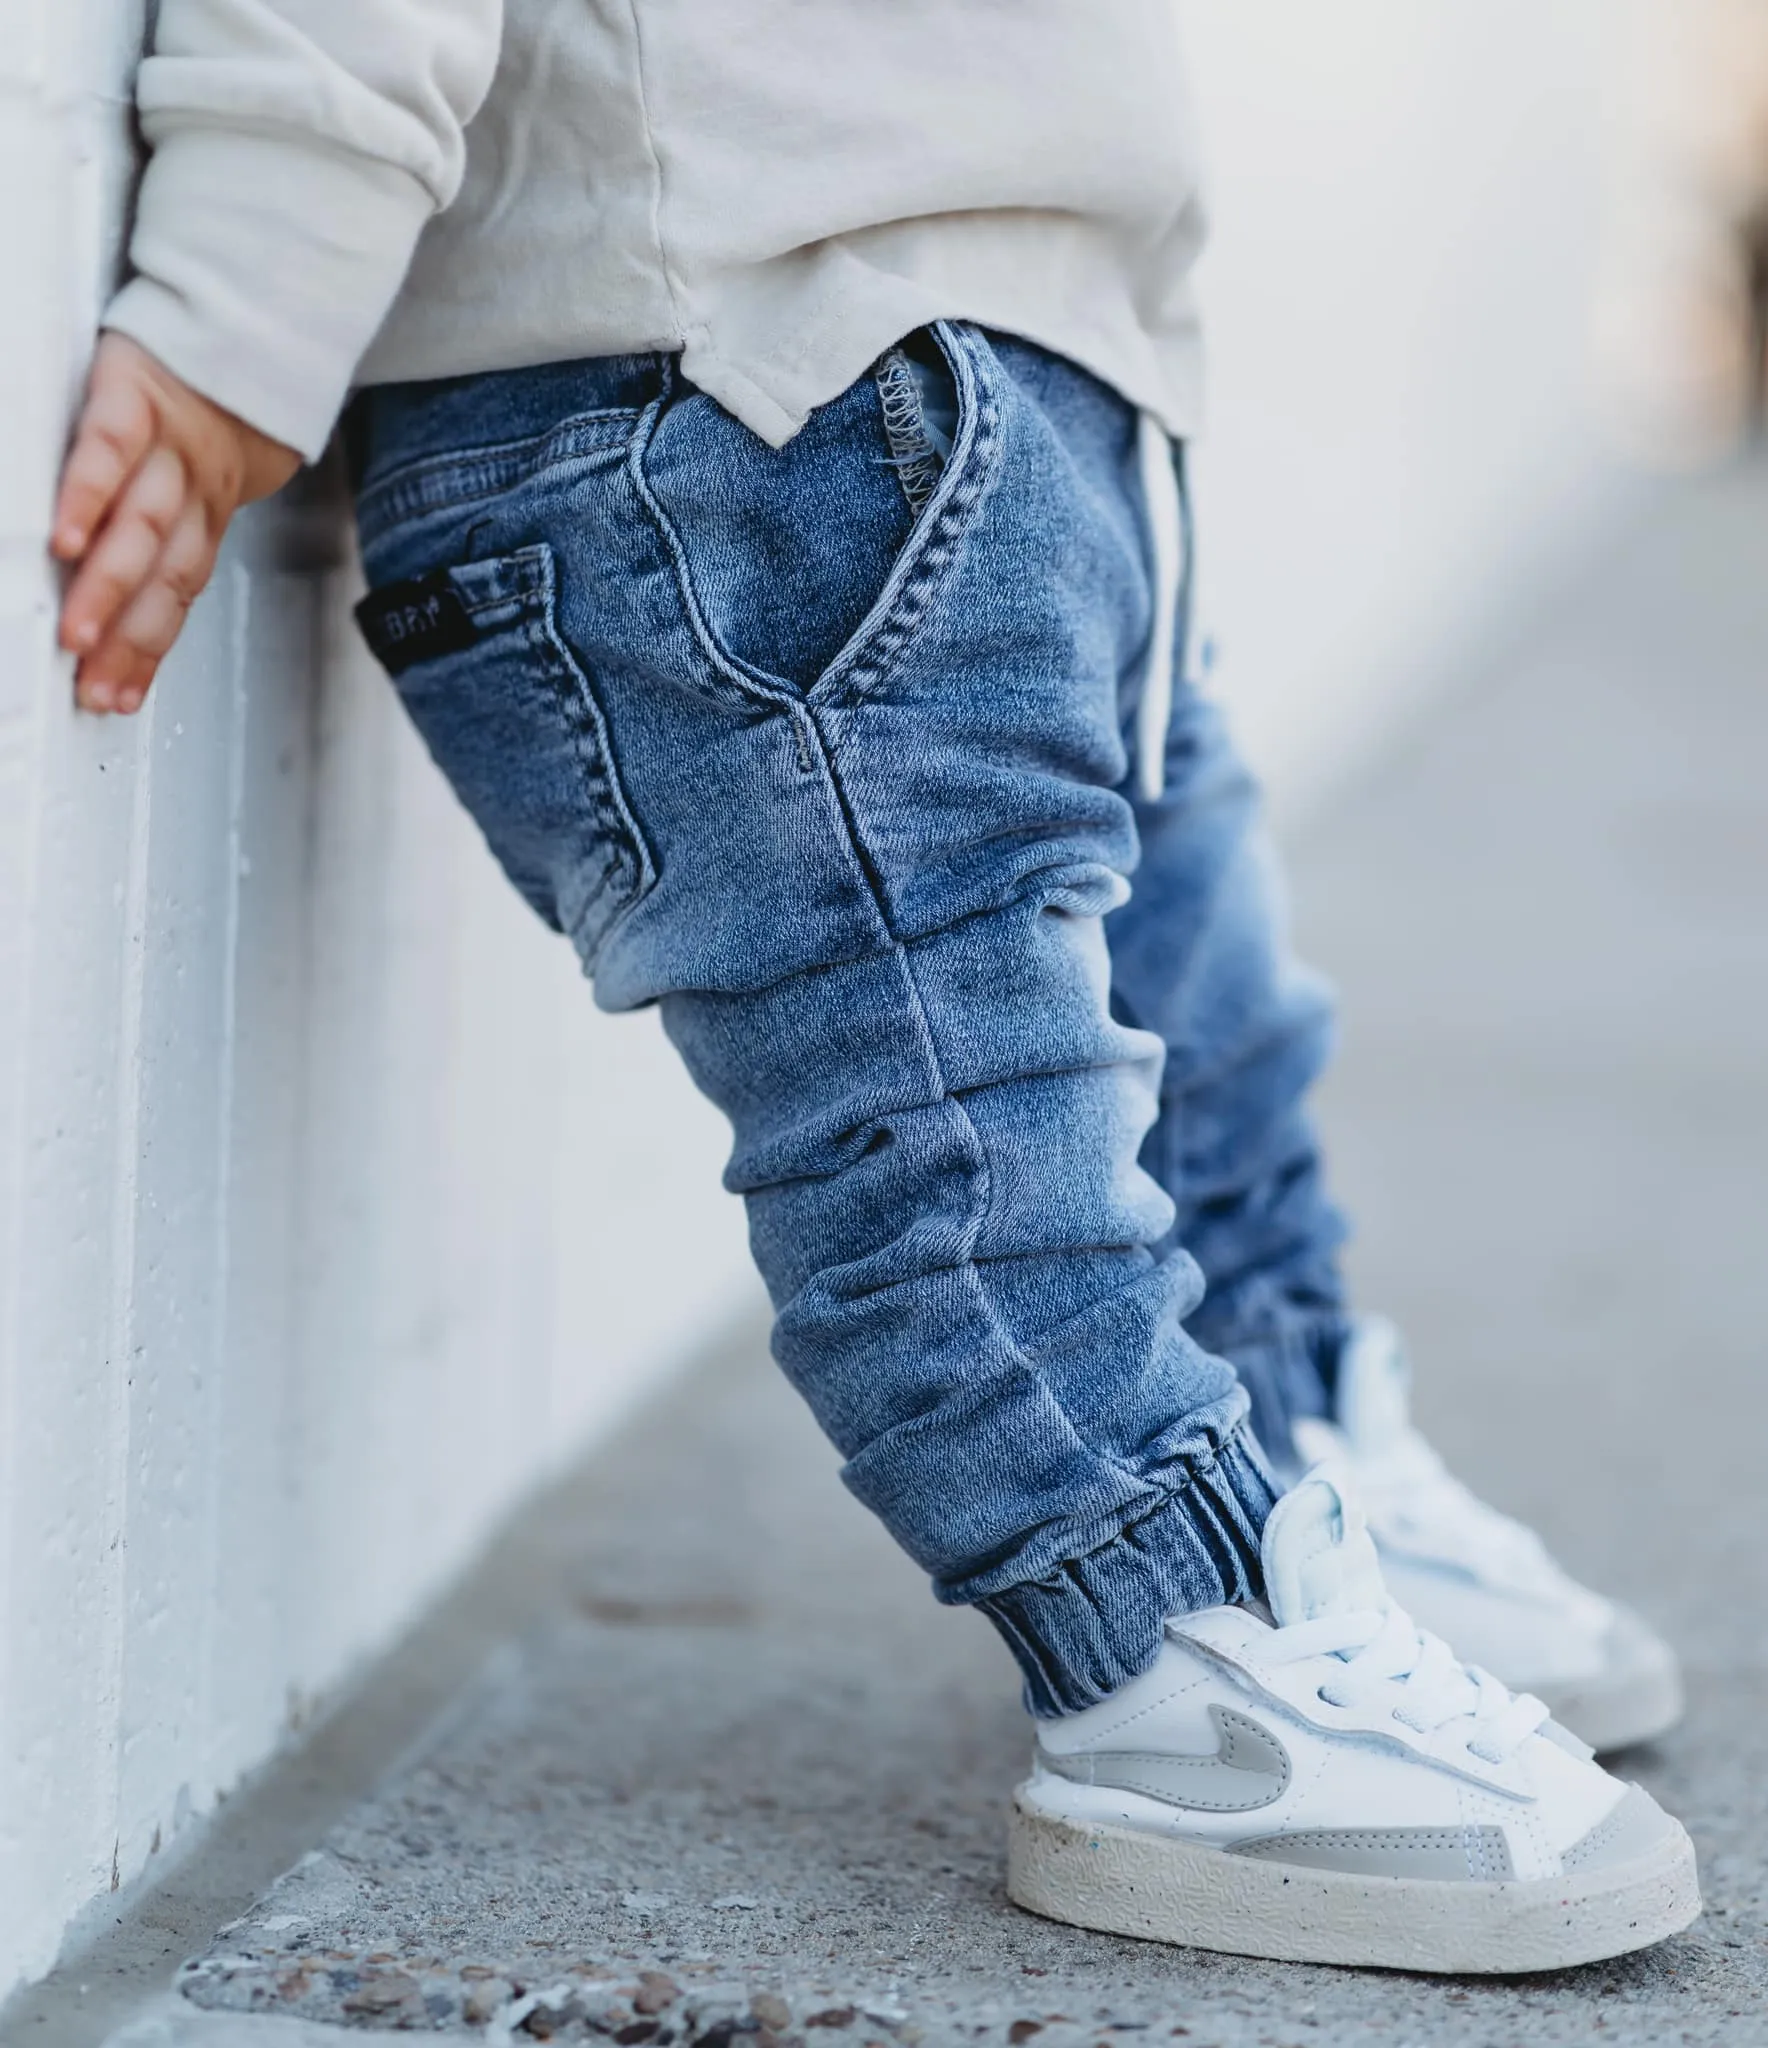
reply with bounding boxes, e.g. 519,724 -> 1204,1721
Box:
60,460 -> 1768,2048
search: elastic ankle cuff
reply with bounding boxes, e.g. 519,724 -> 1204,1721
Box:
974,1427 -> 1280,1718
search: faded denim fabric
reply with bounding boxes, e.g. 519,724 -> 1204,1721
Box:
347,326 -> 1342,1714
1110,690 -> 1351,1461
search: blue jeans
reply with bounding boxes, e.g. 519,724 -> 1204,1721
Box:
347,325 -> 1347,1715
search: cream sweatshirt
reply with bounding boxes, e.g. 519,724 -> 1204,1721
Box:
104,1 -> 1210,464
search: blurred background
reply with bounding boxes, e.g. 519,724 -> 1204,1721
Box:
1187,0 -> 1768,813
3,0 -> 1767,2022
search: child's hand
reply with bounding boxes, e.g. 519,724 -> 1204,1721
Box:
52,333 -> 302,714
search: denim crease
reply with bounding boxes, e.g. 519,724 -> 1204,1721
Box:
346,326 -> 1343,1715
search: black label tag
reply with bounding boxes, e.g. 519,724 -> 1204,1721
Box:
355,572 -> 481,675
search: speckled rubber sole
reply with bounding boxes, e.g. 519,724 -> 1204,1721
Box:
1006,1792 -> 1701,1973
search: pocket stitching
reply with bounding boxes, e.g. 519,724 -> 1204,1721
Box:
516,547 -> 658,954
392,540 -> 655,960
625,368 -> 806,715
816,324 -> 1003,722
875,348 -> 944,515
356,411 -> 639,544
629,326 -> 1001,719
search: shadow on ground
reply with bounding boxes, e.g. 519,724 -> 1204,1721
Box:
112,462 -> 1768,2046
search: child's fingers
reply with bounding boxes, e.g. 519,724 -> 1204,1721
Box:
77,645 -> 160,717
112,504 -> 216,657
58,445 -> 188,656
75,502 -> 215,714
74,618 -> 145,710
52,367 -> 157,561
109,648 -> 162,717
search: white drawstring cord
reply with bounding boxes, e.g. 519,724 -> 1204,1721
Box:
1135,409 -> 1186,802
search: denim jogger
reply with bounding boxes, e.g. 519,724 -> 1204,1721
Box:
347,326 -> 1336,1713
1110,689 -> 1350,1461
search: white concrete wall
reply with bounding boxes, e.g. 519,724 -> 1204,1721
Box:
0,0 -> 751,2003
1,0 -> 1643,2008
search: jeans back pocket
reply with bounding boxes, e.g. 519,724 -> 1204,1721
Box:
355,543 -> 654,968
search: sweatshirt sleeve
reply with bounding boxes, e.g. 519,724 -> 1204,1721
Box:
102,0 -> 504,461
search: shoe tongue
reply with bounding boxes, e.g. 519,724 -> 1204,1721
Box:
1261,1464 -> 1389,1626
1334,1316 -> 1414,1457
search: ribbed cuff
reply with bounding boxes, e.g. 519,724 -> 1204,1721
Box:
974,1427 -> 1281,1718
106,127 -> 437,461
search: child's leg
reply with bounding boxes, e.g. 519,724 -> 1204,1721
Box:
1105,646 -> 1351,1462
348,330 -> 1277,1716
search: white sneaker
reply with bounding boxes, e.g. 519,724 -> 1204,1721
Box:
1292,1319 -> 1683,1753
1007,1467 -> 1699,1973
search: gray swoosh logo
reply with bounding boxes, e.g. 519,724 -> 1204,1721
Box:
1038,1704 -> 1290,1813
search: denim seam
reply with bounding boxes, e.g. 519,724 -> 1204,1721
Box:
625,363 -> 808,717
536,559 -> 658,939
355,414 -> 639,540
816,325 -> 1004,729
790,724 -> 1032,1408
629,326 -> 1001,720
797,712 -> 1188,1543
475,543 -> 658,953
794,486 -> 1215,1539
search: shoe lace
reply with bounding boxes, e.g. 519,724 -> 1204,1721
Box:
1263,1603 -> 1549,1764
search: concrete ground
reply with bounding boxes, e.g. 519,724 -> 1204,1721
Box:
17,460 -> 1768,2048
